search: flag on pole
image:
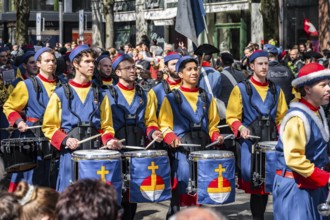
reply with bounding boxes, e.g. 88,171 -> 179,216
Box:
175,0 -> 206,45
304,18 -> 318,37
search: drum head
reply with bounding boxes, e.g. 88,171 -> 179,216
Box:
123,150 -> 167,158
72,150 -> 121,160
256,141 -> 277,151
1,138 -> 36,146
189,150 -> 234,161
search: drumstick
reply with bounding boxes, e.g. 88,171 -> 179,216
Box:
217,125 -> 229,129
205,134 -> 235,149
122,145 -> 145,150
65,133 -> 102,149
99,139 -> 126,150
247,135 -> 260,139
145,127 -> 169,150
0,127 -> 16,131
178,143 -> 202,147
26,125 -> 42,130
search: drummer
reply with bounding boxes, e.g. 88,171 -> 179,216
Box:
158,56 -> 224,217
103,53 -> 149,220
3,47 -> 58,191
226,50 -> 287,219
42,45 -> 121,192
273,63 -> 330,219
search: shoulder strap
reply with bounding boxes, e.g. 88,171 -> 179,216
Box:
105,84 -> 118,102
30,76 -> 41,94
201,67 -> 214,96
198,87 -> 209,104
268,79 -> 276,95
242,80 -> 252,96
135,84 -> 145,97
172,89 -> 182,105
161,79 -> 171,94
91,82 -> 100,104
221,69 -> 238,87
62,83 -> 73,100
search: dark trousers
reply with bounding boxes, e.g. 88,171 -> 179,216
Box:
250,194 -> 268,220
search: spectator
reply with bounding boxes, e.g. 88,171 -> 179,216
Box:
0,191 -> 21,220
169,207 -> 226,220
55,179 -> 120,220
13,181 -> 58,220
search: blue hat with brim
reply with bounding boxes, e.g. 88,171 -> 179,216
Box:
0,46 -> 9,53
248,50 -> 269,63
175,56 -> 198,73
112,54 -> 133,70
96,54 -> 111,65
34,47 -> 52,61
69,45 -> 90,63
164,52 -> 181,63
263,44 -> 278,55
21,51 -> 35,64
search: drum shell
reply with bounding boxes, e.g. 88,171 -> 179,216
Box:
0,138 -> 38,172
189,150 -> 236,205
36,137 -> 60,160
123,150 -> 171,203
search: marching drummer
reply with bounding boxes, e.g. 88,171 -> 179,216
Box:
103,53 -> 148,220
273,63 -> 330,220
158,56 -> 224,217
3,47 -> 58,191
226,50 -> 287,219
42,45 -> 121,192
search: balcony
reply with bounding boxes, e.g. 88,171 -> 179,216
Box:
113,0 -> 136,12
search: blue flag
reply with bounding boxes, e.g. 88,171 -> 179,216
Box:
78,159 -> 122,205
175,0 -> 206,45
129,156 -> 171,203
197,158 -> 235,205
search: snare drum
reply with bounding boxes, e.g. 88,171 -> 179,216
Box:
189,150 -> 235,205
71,150 -> 122,204
0,138 -> 38,172
36,137 -> 59,160
123,150 -> 171,203
251,141 -> 277,193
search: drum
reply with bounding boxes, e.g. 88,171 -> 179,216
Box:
123,150 -> 171,203
71,150 -> 122,204
36,137 -> 59,160
188,150 -> 235,205
251,141 -> 277,193
0,138 -> 38,172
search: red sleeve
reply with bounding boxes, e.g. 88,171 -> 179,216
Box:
211,131 -> 220,142
102,133 -> 114,145
7,112 -> 22,126
294,167 -> 330,190
163,132 -> 178,145
231,121 -> 243,138
51,130 -> 68,150
146,126 -> 159,138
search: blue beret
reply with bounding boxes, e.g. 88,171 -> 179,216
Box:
20,51 -> 35,64
263,44 -> 278,55
0,46 -> 9,53
96,54 -> 111,65
112,54 -> 133,70
34,47 -> 52,61
248,50 -> 269,63
175,56 -> 198,73
164,52 -> 181,63
69,45 -> 90,63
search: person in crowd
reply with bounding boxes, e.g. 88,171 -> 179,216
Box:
273,63 -> 330,220
169,207 -> 226,220
0,191 -> 21,220
286,46 -> 304,76
226,50 -> 287,220
55,179 -> 120,220
94,54 -> 113,86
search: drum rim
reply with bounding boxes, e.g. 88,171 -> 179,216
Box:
72,149 -> 121,159
256,141 -> 277,151
188,150 -> 234,160
123,150 -> 167,157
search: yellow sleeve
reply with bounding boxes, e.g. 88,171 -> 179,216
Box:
144,89 -> 159,129
42,93 -> 63,144
158,97 -> 174,138
3,81 -> 29,125
208,97 -> 220,137
282,116 -> 314,177
275,90 -> 288,125
226,85 -> 243,127
100,94 -> 115,137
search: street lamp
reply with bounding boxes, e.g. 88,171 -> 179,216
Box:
59,0 -> 63,46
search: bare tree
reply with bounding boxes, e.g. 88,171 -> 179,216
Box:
103,0 -> 115,48
15,0 -> 30,46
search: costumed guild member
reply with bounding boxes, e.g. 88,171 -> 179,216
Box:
93,54 -> 113,86
158,56 -> 224,219
273,63 -> 330,220
226,50 -> 287,220
42,45 -> 121,192
3,47 -> 58,191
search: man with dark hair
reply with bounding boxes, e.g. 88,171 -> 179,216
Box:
264,44 -> 295,105
159,56 -> 224,218
226,50 -> 287,220
42,45 -> 120,192
4,47 -> 58,191
55,179 -> 119,220
273,63 -> 330,219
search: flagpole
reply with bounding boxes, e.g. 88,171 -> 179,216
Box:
202,15 -> 216,68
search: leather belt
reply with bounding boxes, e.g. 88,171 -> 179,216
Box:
276,170 -> 294,179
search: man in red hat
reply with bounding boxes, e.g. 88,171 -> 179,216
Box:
273,63 -> 330,220
226,50 -> 288,219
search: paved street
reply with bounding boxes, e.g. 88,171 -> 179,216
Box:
135,189 -> 274,220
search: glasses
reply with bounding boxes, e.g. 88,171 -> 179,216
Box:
118,65 -> 136,71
